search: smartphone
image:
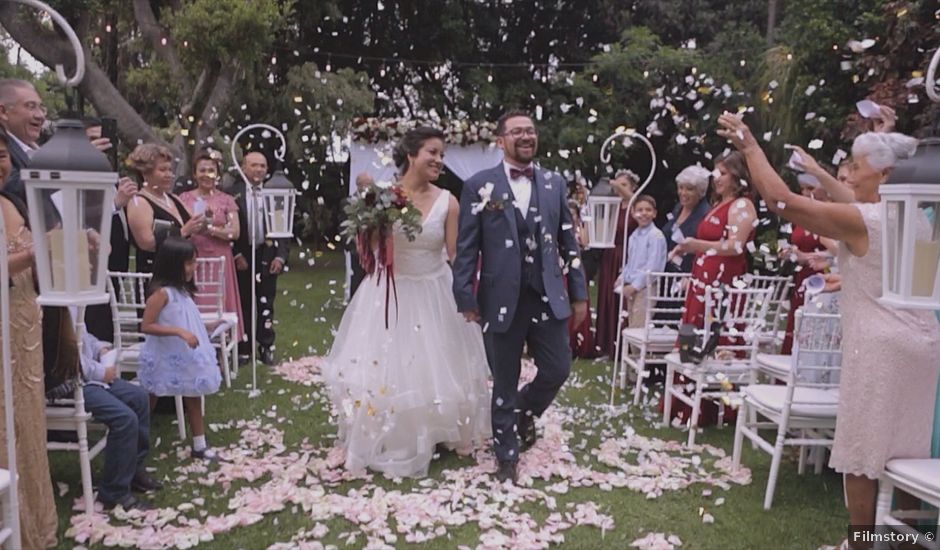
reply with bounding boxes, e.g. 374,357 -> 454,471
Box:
100,117 -> 119,171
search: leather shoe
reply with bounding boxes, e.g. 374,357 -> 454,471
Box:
191,447 -> 220,462
518,413 -> 537,452
260,348 -> 275,365
131,471 -> 163,493
101,493 -> 154,512
495,460 -> 518,484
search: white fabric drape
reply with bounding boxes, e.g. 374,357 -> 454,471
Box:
442,143 -> 503,180
347,141 -> 503,194
348,142 -> 399,195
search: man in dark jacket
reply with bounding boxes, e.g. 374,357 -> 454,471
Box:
222,151 -> 290,365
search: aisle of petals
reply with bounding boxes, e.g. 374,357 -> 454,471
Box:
65,356 -> 751,549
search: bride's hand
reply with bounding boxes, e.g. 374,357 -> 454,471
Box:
717,112 -> 758,152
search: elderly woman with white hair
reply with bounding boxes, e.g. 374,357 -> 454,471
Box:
718,114 -> 940,549
661,165 -> 712,273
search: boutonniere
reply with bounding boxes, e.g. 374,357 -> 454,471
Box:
472,182 -> 508,214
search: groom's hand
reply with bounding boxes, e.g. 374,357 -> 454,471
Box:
462,310 -> 481,323
572,300 -> 588,326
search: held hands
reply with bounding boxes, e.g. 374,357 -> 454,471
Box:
786,145 -> 825,177
178,329 -> 199,349
103,365 -> 118,384
181,214 -> 208,238
572,300 -> 588,326
806,252 -> 832,272
91,137 -> 112,153
671,237 -> 695,256
462,310 -> 481,323
873,105 -> 897,133
716,112 -> 758,152
114,177 -> 138,209
822,273 -> 842,293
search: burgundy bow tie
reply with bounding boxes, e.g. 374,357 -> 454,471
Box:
509,166 -> 534,180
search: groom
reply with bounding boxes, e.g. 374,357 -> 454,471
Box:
453,110 -> 588,483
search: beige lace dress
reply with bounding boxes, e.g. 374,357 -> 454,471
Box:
830,202 -> 940,479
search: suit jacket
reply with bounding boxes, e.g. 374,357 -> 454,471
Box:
220,178 -> 290,264
5,136 -> 31,203
453,163 -> 588,333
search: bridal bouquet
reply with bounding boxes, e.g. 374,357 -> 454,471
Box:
341,183 -> 423,327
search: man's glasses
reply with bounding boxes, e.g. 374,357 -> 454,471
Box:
21,101 -> 47,115
503,127 -> 538,138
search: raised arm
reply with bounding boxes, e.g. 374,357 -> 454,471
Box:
789,145 -> 855,204
717,113 -> 869,255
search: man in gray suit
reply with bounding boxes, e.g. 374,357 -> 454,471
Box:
453,110 -> 588,484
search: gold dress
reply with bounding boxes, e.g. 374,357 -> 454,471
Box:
0,223 -> 58,548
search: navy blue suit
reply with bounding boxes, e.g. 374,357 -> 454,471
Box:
453,162 -> 587,463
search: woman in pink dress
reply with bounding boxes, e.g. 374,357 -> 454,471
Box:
180,150 -> 244,341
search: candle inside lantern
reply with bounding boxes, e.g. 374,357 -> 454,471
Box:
912,239 -> 940,297
48,228 -> 92,292
271,208 -> 287,234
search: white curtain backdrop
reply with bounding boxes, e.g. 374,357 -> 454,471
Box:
347,141 -> 503,194
348,141 -> 399,194
442,143 -> 503,180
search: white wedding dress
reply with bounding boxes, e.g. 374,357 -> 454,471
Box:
323,189 -> 491,478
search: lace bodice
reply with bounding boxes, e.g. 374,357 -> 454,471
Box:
393,190 -> 449,279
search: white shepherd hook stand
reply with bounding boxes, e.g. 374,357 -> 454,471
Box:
230,124 -> 288,393
0,0 -> 85,546
598,128 -> 658,407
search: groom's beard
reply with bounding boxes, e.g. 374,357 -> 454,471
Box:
509,139 -> 537,164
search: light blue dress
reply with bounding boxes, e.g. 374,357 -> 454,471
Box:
139,286 -> 221,397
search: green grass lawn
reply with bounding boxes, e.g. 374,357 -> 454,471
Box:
48,249 -> 847,549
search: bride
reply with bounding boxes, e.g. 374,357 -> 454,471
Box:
323,127 -> 491,478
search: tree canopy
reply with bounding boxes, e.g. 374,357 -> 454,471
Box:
2,0 -> 937,244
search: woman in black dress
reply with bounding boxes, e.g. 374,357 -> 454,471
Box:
125,144 -> 206,273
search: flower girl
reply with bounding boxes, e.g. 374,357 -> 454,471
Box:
139,237 -> 222,459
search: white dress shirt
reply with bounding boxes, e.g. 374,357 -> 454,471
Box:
503,161 -> 533,216
246,184 -> 265,246
8,131 -> 36,159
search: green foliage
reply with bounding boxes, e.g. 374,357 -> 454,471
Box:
168,0 -> 292,69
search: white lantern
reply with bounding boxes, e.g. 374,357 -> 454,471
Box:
585,178 -> 623,249
261,170 -> 296,238
880,137 -> 940,309
23,119 -> 116,306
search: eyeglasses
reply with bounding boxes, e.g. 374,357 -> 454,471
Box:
21,101 -> 47,115
503,127 -> 538,138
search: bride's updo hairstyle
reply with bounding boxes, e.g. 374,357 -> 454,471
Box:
393,126 -> 445,175
851,132 -> 918,171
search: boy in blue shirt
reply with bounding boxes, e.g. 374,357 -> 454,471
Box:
619,195 -> 668,328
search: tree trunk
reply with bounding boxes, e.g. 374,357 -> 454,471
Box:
766,0 -> 779,46
0,5 -> 173,155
